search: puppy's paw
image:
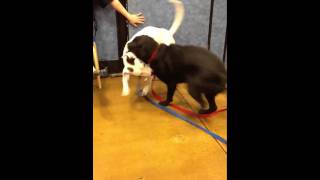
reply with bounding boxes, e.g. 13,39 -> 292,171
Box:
141,86 -> 150,96
159,100 -> 171,106
136,89 -> 144,97
122,88 -> 130,96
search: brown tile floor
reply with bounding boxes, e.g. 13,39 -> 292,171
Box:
93,76 -> 227,180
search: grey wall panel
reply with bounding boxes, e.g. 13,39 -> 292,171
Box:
224,47 -> 227,68
176,0 -> 211,48
210,0 -> 227,60
128,0 -> 175,37
94,5 -> 119,60
128,0 -> 211,48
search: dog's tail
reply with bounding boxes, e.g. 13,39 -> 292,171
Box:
168,0 -> 184,35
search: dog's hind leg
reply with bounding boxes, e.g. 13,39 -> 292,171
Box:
187,85 -> 206,112
199,91 -> 217,114
200,86 -> 225,114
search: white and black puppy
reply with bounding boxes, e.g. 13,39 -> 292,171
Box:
121,0 -> 184,96
127,35 -> 227,114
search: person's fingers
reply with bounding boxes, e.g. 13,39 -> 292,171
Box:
128,13 -> 145,27
132,17 -> 144,24
137,18 -> 144,23
134,14 -> 144,19
138,17 -> 145,22
132,23 -> 138,27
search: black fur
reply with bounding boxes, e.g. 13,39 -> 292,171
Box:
128,35 -> 227,114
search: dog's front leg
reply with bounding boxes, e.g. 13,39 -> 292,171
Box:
122,72 -> 130,96
140,75 -> 153,96
159,83 -> 177,106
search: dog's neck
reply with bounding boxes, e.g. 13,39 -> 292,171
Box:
148,45 -> 159,64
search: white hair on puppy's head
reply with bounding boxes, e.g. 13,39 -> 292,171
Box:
122,51 -> 152,76
121,51 -> 153,96
126,52 -> 145,69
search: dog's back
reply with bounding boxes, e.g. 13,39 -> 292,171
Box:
153,44 -> 227,90
129,26 -> 175,46
149,43 -> 226,113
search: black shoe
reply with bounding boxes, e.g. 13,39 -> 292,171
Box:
99,67 -> 108,78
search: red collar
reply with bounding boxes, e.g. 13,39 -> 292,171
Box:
148,47 -> 158,64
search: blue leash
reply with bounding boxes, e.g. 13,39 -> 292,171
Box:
144,96 -> 227,144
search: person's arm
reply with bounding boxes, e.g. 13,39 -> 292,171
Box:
110,0 -> 145,27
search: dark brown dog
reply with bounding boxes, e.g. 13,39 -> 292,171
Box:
128,35 -> 227,114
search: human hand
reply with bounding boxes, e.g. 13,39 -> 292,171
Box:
127,12 -> 145,27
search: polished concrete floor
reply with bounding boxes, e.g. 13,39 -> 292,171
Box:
93,76 -> 227,180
